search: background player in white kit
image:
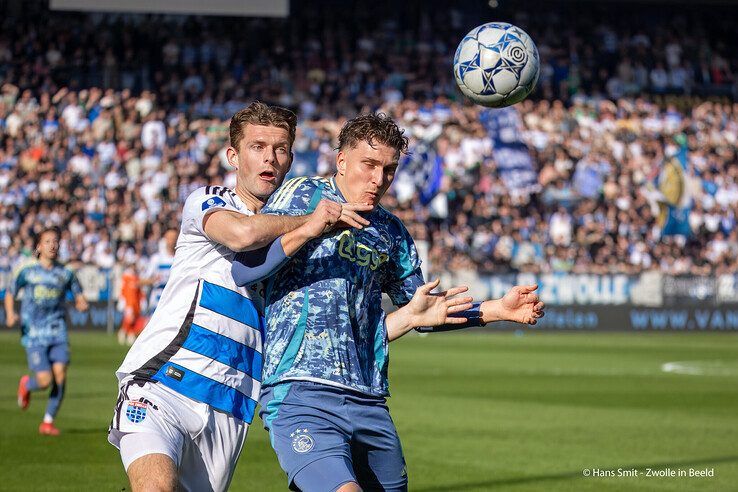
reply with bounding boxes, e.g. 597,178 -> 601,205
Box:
141,227 -> 178,315
107,102 -> 372,492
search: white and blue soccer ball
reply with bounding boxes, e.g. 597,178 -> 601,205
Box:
453,22 -> 540,108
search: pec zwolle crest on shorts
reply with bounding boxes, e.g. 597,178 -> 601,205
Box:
126,401 -> 148,423
291,428 -> 314,453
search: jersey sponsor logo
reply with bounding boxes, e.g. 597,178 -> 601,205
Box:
125,401 -> 148,423
32,285 -> 61,301
290,428 -> 315,453
202,196 -> 227,211
165,365 -> 185,381
336,230 -> 389,271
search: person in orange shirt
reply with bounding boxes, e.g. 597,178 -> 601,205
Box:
117,263 -> 144,345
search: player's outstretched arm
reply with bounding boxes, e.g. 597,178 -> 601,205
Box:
385,279 -> 474,341
415,284 -> 545,333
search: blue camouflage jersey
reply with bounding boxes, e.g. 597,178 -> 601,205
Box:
260,176 -> 424,396
10,260 -> 82,348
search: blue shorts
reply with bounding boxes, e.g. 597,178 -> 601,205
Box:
25,343 -> 70,373
260,381 -> 408,492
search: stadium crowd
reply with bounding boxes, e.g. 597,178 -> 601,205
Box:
0,1 -> 736,277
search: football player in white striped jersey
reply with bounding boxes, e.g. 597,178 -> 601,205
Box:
107,102 -> 372,492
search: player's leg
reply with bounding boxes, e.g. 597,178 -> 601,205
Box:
350,398 -> 408,492
260,382 -> 356,491
38,344 -> 70,434
125,450 -> 178,492
182,408 -> 249,492
18,345 -> 53,410
108,380 -> 198,492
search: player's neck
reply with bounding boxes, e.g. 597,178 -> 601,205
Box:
234,184 -> 266,213
39,257 -> 54,268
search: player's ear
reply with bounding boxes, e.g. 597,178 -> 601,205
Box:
226,146 -> 239,170
336,150 -> 347,176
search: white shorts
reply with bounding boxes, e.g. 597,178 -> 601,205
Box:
108,378 -> 249,492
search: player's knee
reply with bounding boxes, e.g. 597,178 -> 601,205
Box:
52,367 -> 66,385
336,482 -> 362,492
127,453 -> 178,492
35,372 -> 52,389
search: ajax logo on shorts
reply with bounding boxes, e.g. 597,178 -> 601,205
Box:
125,401 -> 148,423
290,428 -> 314,453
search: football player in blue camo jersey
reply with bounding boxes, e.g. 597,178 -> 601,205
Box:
6,227 -> 89,436
232,113 -> 545,492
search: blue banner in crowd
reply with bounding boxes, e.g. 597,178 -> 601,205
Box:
480,108 -> 538,193
399,143 -> 444,205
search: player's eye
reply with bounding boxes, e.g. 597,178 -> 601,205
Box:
252,144 -> 263,151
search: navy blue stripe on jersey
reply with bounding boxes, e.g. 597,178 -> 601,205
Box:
182,324 -> 263,381
199,280 -> 263,330
131,283 -> 200,379
152,362 -> 258,422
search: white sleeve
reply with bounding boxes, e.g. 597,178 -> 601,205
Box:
181,187 -> 240,239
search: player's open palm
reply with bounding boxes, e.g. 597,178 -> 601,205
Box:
407,278 -> 474,328
500,284 -> 545,324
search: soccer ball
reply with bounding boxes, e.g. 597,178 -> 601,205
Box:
454,22 -> 540,108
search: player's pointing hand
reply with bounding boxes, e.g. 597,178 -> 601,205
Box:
336,202 -> 372,229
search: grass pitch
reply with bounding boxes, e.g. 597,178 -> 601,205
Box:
1,330 -> 737,491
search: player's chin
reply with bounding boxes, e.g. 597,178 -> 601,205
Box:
256,180 -> 280,196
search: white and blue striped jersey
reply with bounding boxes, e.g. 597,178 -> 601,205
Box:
116,186 -> 265,422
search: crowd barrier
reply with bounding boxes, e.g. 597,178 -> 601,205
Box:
1,266 -> 737,331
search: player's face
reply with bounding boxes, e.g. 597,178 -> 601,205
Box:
336,140 -> 399,207
229,124 -> 293,202
37,231 -> 60,261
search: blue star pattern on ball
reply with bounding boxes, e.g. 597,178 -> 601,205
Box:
457,52 -> 480,80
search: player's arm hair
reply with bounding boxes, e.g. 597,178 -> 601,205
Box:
203,210 -> 310,252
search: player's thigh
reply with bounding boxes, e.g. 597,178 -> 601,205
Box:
25,345 -> 51,373
109,382 -> 188,474
352,406 -> 408,491
267,384 -> 354,489
180,409 -> 249,492
293,455 -> 359,492
126,451 -> 177,492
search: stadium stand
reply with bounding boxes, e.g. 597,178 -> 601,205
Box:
0,0 -> 736,277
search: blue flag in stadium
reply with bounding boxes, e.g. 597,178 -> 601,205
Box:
480,108 -> 538,193
399,143 -> 444,206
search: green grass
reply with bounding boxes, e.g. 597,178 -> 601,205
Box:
1,331 -> 738,491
